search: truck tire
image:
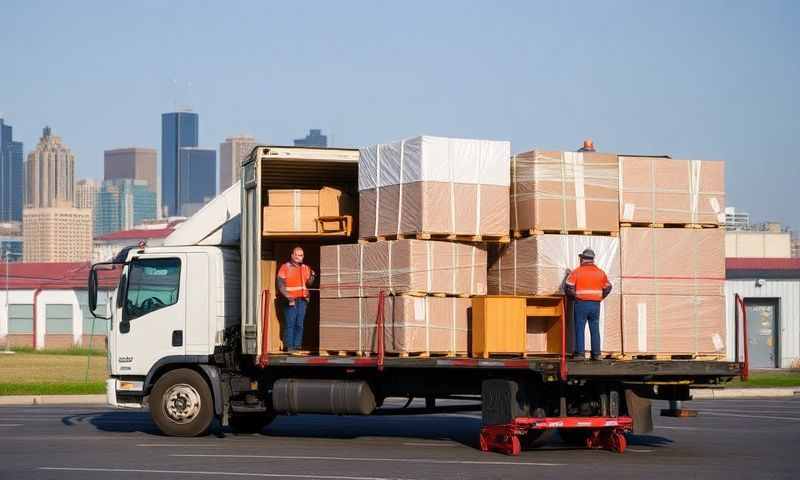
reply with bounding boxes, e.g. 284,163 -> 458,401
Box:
150,368 -> 214,437
229,413 -> 276,434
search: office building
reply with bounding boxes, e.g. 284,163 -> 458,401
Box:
23,207 -> 92,262
177,148 -> 216,217
104,147 -> 158,196
95,179 -> 157,236
25,127 -> 75,209
1,119 -> 24,222
724,207 -> 751,231
161,112 -> 199,217
293,129 -> 327,148
74,179 -> 99,210
219,135 -> 257,190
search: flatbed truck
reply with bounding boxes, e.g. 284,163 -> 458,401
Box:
88,145 -> 743,454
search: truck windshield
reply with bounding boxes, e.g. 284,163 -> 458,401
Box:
124,258 -> 181,320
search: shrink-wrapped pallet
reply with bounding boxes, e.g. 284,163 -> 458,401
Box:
619,156 -> 725,225
320,240 -> 487,298
621,294 -> 725,355
319,296 -> 469,354
511,151 -> 619,233
359,136 -> 510,238
487,234 -> 621,352
619,226 -> 726,355
619,227 -> 725,296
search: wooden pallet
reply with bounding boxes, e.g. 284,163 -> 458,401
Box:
393,351 -> 465,358
360,232 -> 510,244
619,222 -> 721,229
620,353 -> 725,361
318,350 -> 369,357
403,291 -> 472,298
512,229 -> 618,238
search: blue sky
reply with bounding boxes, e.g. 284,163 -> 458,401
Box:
1,1 -> 798,228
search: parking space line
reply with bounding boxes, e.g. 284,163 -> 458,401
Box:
170,453 -> 564,467
401,442 -> 458,447
694,411 -> 800,421
39,467 -> 418,480
626,449 -> 653,453
0,424 -> 22,427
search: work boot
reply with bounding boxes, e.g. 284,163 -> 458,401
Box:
591,354 -> 603,361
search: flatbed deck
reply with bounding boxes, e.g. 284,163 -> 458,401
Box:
262,354 -> 742,379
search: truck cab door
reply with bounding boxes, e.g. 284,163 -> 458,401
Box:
112,255 -> 187,376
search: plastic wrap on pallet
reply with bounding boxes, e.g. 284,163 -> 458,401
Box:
358,136 -> 511,238
488,234 -> 620,296
622,294 -> 725,355
319,240 -> 487,298
511,150 -> 619,233
619,157 -> 725,225
620,227 -> 725,296
319,296 -> 470,354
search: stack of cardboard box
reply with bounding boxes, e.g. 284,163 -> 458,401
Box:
618,156 -> 726,356
317,136 -> 510,356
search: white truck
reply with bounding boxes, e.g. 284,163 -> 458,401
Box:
88,145 -> 742,452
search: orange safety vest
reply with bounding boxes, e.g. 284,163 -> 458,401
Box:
566,264 -> 610,301
277,262 -> 312,299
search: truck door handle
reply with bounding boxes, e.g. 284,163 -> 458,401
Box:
172,330 -> 183,347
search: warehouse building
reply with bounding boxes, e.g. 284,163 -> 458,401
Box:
726,258 -> 800,369
0,262 -> 117,350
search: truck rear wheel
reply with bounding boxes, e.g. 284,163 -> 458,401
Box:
150,368 -> 214,437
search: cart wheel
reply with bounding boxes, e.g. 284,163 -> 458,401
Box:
610,431 -> 627,454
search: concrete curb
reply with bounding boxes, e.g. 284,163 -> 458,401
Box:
691,387 -> 800,399
0,394 -> 107,406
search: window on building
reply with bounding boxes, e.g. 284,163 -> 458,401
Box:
80,303 -> 109,334
124,258 -> 181,321
8,304 -> 33,334
45,304 -> 73,334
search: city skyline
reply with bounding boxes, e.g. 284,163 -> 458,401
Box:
1,2 -> 798,229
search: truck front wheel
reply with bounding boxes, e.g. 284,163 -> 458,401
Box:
150,368 -> 214,437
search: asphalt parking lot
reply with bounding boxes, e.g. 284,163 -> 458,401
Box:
1,397 -> 798,480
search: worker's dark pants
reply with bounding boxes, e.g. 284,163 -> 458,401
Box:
573,300 -> 601,356
282,298 -> 307,350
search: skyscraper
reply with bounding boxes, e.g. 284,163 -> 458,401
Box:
0,119 -> 24,222
25,127 -> 75,208
161,112 -> 199,217
219,135 -> 257,190
104,147 -> 158,196
293,129 -> 328,148
95,179 -> 157,236
177,148 -> 216,217
74,179 -> 99,210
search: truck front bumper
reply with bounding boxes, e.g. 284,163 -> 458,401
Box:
106,378 -> 144,409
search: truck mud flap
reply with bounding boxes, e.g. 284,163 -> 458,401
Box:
625,388 -> 653,434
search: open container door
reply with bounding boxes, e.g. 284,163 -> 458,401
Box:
241,146 -> 359,359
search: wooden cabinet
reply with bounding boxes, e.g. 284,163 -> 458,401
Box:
471,296 -> 527,358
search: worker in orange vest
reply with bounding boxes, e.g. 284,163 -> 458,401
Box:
564,248 -> 612,360
578,139 -> 596,152
277,246 -> 316,352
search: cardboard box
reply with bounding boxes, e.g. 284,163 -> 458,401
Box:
319,187 -> 354,218
263,206 -> 319,233
619,157 -> 725,225
259,260 -> 283,353
320,240 -> 487,298
319,296 -> 469,354
621,294 -> 725,355
268,189 -> 320,207
358,136 -> 511,238
511,150 -> 619,233
619,227 -> 725,296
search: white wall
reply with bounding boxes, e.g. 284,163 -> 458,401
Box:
0,288 -> 112,349
725,279 -> 800,368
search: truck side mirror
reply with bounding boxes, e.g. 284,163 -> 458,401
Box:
88,269 -> 98,312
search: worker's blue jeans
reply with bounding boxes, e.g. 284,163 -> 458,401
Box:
282,298 -> 307,350
573,300 -> 601,356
